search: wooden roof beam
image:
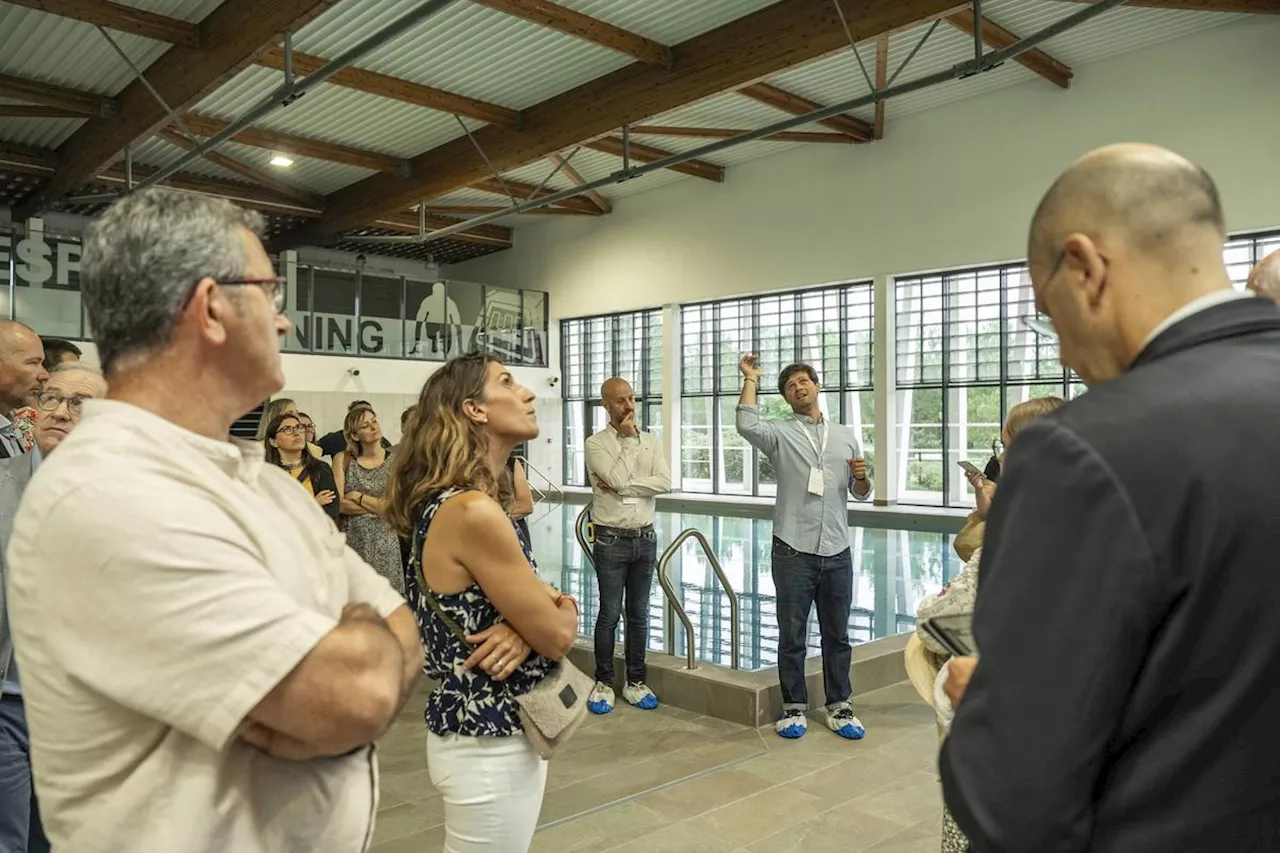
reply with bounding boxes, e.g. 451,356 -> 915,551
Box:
467,176 -> 604,215
546,152 -> 610,213
470,0 -> 671,66
586,136 -> 724,182
739,82 -> 873,142
0,141 -> 59,176
1055,0 -> 1278,11
156,128 -> 322,208
0,72 -> 114,117
305,0 -> 967,234
2,0 -> 199,47
179,114 -> 404,174
946,10 -> 1072,89
18,0 -> 341,218
0,105 -> 90,118
256,47 -> 522,128
630,124 -> 853,144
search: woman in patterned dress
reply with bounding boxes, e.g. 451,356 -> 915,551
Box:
385,353 -> 579,853
334,405 -> 403,593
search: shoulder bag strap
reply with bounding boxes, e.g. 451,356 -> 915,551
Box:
412,487 -> 473,646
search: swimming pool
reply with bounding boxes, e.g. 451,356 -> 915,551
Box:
526,502 -> 962,672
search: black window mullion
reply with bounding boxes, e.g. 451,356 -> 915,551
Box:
941,274 -> 952,506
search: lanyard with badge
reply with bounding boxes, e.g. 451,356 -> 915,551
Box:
802,419 -> 828,497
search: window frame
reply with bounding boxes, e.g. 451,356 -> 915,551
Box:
678,281 -> 874,497
559,308 -> 663,486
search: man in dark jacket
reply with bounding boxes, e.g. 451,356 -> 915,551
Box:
940,143 -> 1280,853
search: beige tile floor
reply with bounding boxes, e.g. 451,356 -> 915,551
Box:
371,681 -> 943,853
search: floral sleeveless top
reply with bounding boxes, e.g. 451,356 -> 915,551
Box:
407,487 -> 555,737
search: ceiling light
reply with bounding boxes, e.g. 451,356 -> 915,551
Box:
269,154 -> 294,168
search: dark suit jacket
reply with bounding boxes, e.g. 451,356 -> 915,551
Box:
0,451 -> 36,685
941,295 -> 1280,853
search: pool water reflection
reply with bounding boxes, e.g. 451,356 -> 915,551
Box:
525,503 -> 962,672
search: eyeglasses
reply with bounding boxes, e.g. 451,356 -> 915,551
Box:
275,425 -> 305,436
216,276 -> 286,314
36,392 -> 90,415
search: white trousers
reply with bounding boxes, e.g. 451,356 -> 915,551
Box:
426,731 -> 548,853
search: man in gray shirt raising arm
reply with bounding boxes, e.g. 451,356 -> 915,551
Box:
736,354 -> 871,740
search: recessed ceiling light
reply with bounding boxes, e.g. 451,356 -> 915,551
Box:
269,154 -> 294,168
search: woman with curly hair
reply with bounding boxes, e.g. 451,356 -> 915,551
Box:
386,352 -> 578,852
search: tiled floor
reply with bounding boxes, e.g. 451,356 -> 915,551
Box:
372,681 -> 943,852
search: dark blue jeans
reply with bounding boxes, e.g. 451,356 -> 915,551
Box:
592,530 -> 658,686
0,695 -> 49,853
771,538 -> 854,711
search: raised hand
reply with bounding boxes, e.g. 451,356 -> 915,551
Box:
739,353 -> 763,381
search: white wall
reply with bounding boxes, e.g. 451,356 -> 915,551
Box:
67,342 -> 561,478
453,18 -> 1280,315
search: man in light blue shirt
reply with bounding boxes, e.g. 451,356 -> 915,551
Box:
0,363 -> 106,853
736,353 -> 871,740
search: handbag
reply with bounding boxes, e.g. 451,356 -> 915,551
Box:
417,581 -> 592,760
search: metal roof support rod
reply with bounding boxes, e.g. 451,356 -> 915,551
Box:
831,0 -> 876,95
621,125 -> 631,172
125,147 -> 133,189
96,25 -> 199,145
887,19 -> 940,89
454,113 -> 516,207
415,0 -> 1129,244
130,0 -> 465,195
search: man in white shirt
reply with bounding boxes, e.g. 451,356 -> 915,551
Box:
5,188 -> 421,853
583,377 -> 671,714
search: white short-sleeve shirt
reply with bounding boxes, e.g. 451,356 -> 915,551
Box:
5,400 -> 406,853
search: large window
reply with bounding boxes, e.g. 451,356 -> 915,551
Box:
560,310 -> 663,486
1226,229 -> 1280,289
895,263 -> 1076,507
679,283 -> 874,496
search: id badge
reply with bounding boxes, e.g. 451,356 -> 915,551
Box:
807,467 -> 824,496
622,497 -> 640,506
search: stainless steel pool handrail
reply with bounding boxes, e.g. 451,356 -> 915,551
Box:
657,528 -> 741,671
574,503 -> 596,573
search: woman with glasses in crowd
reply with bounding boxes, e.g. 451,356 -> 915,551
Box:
295,411 -> 323,458
386,353 -> 578,852
334,404 -> 402,593
262,412 -> 339,522
911,395 -> 1064,853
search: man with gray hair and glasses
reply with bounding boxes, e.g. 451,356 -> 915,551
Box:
5,188 -> 420,853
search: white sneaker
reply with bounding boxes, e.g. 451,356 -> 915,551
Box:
587,681 -> 614,715
825,703 -> 866,740
775,710 -> 808,739
622,682 -> 658,710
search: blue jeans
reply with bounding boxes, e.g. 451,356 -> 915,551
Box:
771,538 -> 854,711
0,695 -> 49,853
592,530 -> 658,686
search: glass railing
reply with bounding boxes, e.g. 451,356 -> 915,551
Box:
0,225 -> 550,367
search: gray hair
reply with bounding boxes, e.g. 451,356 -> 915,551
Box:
81,188 -> 265,375
48,361 -> 103,378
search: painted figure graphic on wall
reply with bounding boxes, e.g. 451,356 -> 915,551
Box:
411,282 -> 461,358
